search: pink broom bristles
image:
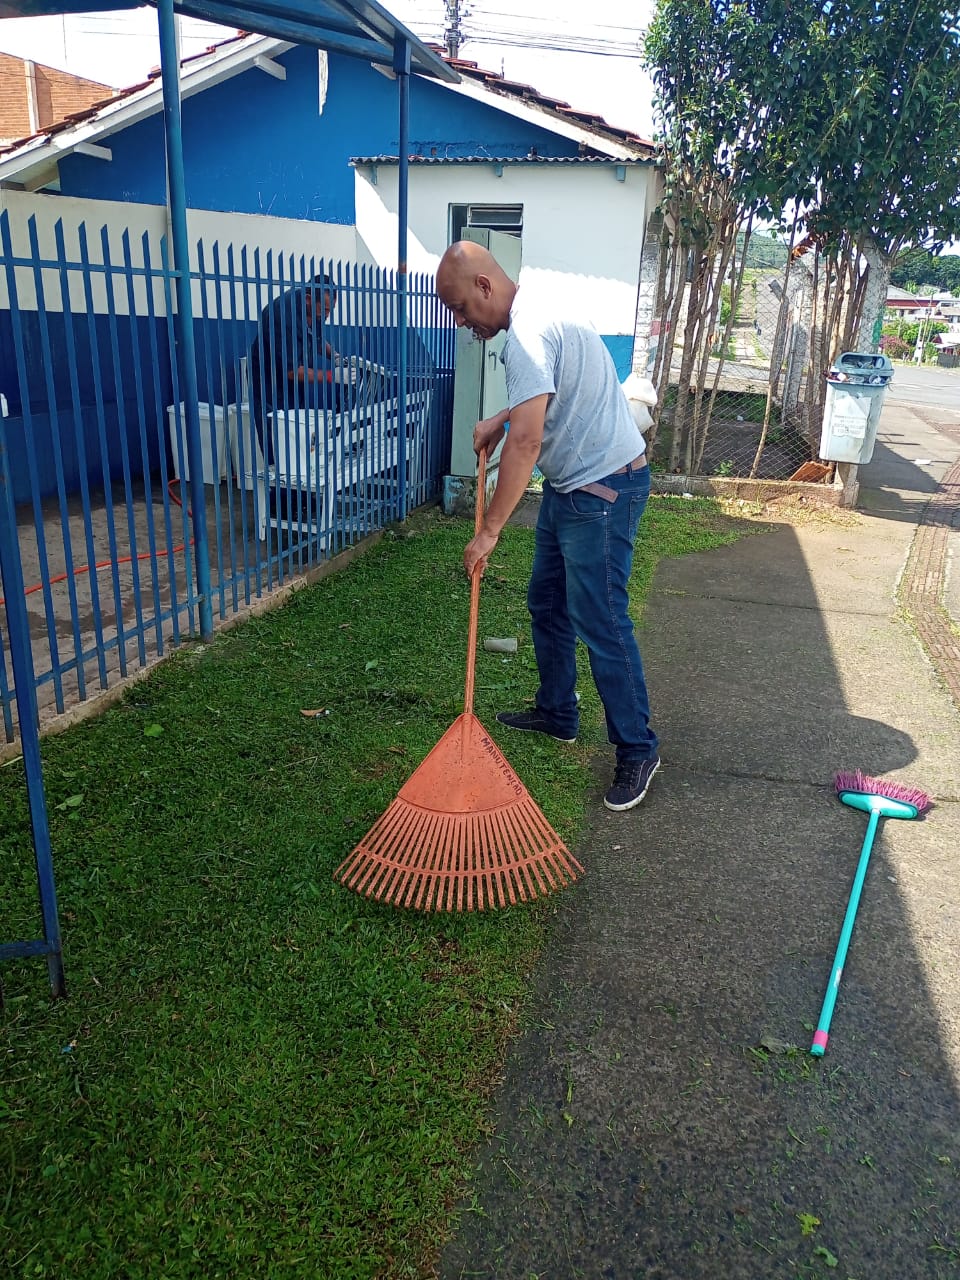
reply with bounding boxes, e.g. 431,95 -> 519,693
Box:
835,770 -> 932,815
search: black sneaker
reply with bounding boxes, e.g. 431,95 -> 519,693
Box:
496,708 -> 577,744
604,756 -> 661,811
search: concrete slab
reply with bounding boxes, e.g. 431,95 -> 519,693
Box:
644,530 -> 960,801
652,516 -> 912,616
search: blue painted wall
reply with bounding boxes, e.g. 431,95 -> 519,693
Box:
602,335 -> 634,381
56,47 -> 579,223
3,47 -> 587,504
0,302 -> 455,506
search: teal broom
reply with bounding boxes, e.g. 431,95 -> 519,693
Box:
810,770 -> 932,1058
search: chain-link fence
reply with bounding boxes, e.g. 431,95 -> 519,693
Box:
649,249 -> 825,482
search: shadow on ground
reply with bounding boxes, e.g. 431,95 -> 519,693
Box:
440,514 -> 960,1280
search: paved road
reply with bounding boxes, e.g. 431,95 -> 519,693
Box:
885,363 -> 960,410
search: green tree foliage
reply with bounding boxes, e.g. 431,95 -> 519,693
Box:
646,0 -> 960,263
881,317 -> 949,347
645,0 -> 960,471
805,3 -> 960,258
891,246 -> 960,293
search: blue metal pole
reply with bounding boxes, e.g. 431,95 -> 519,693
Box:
0,419 -> 65,997
394,37 -> 411,520
157,0 -> 213,640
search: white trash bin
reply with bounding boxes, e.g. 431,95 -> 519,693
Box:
818,352 -> 894,466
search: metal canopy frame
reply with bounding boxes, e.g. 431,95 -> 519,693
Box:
0,0 -> 457,998
0,0 -> 456,80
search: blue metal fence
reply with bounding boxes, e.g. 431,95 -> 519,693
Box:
1,209 -> 454,995
0,210 -> 456,742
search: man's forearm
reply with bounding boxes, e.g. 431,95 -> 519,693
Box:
462,393 -> 547,580
481,431 -> 541,537
293,365 -> 331,384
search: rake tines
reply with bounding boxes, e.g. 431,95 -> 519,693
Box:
334,712 -> 583,911
334,449 -> 583,912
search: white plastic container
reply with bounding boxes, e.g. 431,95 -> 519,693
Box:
167,402 -> 230,484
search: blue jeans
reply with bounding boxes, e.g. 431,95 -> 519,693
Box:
527,461 -> 658,765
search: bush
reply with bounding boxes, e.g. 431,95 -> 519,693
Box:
880,334 -> 912,360
882,317 -> 948,349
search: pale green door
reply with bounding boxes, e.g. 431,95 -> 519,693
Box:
449,227 -> 522,477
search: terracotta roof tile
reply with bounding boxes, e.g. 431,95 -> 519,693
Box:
426,42 -> 656,153
0,30 -> 251,157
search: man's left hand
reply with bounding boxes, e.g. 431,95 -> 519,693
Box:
464,527 -> 499,579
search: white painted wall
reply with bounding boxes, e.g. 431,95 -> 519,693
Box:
354,162 -> 656,337
0,188 -> 356,313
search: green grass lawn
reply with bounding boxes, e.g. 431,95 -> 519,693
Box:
1,496 -> 747,1279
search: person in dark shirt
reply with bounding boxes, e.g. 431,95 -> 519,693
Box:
248,275 -> 353,464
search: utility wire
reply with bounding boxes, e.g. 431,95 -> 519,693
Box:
402,2 -> 645,60
472,7 -> 644,38
463,31 -> 644,57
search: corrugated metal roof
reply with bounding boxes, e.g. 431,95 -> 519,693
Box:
350,154 -> 651,165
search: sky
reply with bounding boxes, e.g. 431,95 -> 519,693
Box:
0,1 -> 659,138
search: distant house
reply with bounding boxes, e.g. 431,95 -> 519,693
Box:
0,51 -> 112,148
885,286 -> 937,316
931,327 -> 960,367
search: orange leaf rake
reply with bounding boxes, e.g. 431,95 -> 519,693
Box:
334,450 -> 583,911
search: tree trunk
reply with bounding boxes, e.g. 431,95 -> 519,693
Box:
650,235 -> 686,457
670,258 -> 707,472
694,224 -> 748,475
855,237 -> 894,353
749,216 -> 799,478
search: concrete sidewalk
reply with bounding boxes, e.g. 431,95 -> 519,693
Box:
441,400 -> 960,1279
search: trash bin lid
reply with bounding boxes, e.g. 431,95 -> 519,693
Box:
827,350 -> 894,385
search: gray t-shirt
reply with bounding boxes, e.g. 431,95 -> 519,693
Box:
500,289 -> 645,493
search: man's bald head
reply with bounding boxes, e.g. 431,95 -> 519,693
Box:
436,240 -> 516,341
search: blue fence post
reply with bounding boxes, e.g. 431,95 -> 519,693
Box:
0,416 -> 66,998
394,36 -> 411,522
157,0 -> 213,641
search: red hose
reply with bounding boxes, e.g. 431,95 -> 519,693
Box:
0,481 -> 193,609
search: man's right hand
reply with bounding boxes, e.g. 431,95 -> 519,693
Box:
473,411 -> 509,458
464,526 -> 500,579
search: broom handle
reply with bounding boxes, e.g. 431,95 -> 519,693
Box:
462,447 -> 487,719
810,806 -> 881,1057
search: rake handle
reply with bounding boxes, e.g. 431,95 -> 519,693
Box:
462,447 -> 487,719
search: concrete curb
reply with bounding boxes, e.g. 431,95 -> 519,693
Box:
897,434 -> 960,712
651,471 -> 847,506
